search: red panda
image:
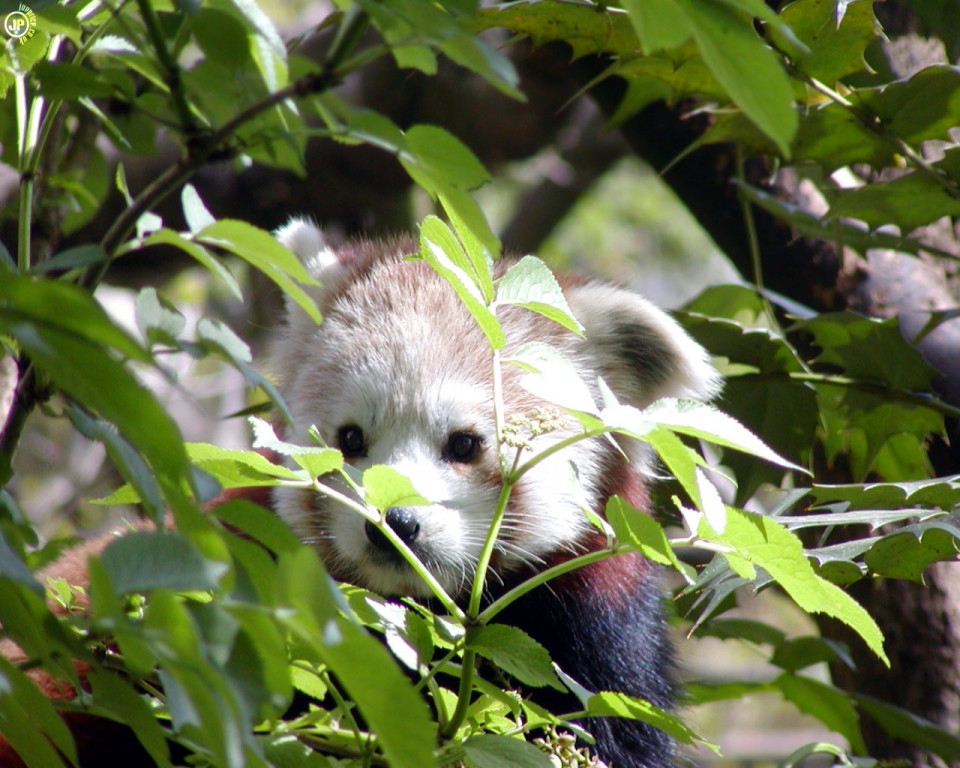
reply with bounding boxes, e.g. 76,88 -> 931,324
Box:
270,220 -> 721,767
0,221 -> 720,768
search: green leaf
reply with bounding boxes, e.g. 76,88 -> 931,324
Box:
67,406 -> 166,519
277,547 -> 437,768
362,465 -> 428,512
463,734 -> 553,768
99,530 -> 228,594
677,0 -> 797,156
605,496 -> 683,570
187,443 -> 301,488
496,256 -> 584,336
87,671 -> 173,768
855,694 -> 960,762
0,281 -> 195,515
0,276 -> 148,361
140,229 -> 241,300
587,691 -> 716,749
404,124 -> 490,192
248,417 -> 343,478
0,657 -> 77,768
770,636 -> 854,673
825,150 -> 960,233
419,216 -> 503,349
700,507 -> 888,664
806,476 -> 960,510
775,0 -> 878,84
197,220 -> 320,323
636,399 -> 806,474
469,624 -> 564,690
775,673 -> 866,754
33,244 -> 110,275
622,0 -> 690,52
858,65 -> 960,147
863,527 -> 959,583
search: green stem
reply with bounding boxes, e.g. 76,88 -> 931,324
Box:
467,481 -> 512,618
734,146 -> 779,330
439,642 -> 477,739
306,476 -> 464,621
135,0 -> 197,138
785,371 -> 960,420
478,547 -> 621,624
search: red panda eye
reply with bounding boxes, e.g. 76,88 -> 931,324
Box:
337,425 -> 366,458
444,431 -> 482,463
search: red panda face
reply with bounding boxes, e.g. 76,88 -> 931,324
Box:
270,220 -> 721,600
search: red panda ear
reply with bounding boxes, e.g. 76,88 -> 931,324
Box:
564,282 -> 722,409
275,217 -> 349,318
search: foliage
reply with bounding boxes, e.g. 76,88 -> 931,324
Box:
0,0 -> 959,766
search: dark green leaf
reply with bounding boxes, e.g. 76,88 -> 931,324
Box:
775,0 -> 878,84
463,734 -> 553,768
863,527 -> 959,583
100,530 -> 228,593
855,694 -> 960,761
469,624 -> 564,690
775,673 -> 866,754
0,657 -> 77,768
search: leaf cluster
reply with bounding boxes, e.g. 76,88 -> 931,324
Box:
1,0 -> 959,765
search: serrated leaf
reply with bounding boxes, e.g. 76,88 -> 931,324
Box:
825,150 -> 960,233
863,527 -> 959,583
700,507 -> 888,664
587,691 -> 716,749
469,624 -> 564,690
187,443 -> 302,486
806,476 -> 960,510
605,496 -> 685,572
496,256 -> 584,336
774,0 -> 878,84
362,465 -> 427,512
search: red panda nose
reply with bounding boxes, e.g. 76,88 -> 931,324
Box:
365,507 -> 421,552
